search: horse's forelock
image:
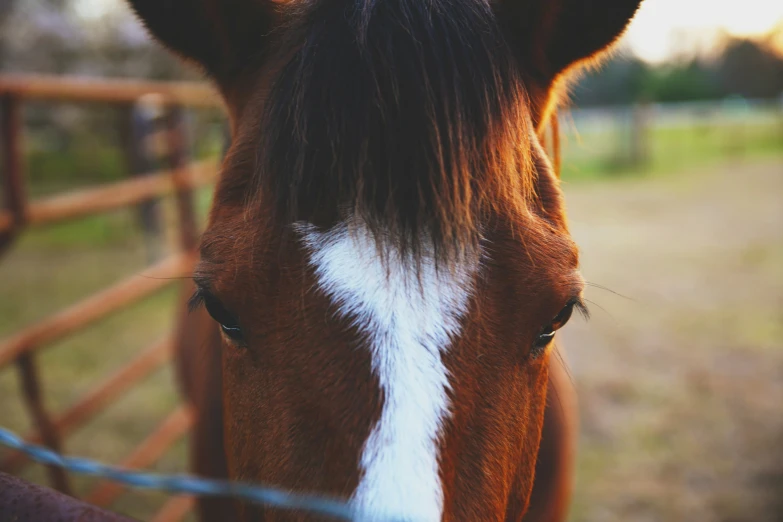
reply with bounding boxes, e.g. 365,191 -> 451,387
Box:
255,0 -> 534,265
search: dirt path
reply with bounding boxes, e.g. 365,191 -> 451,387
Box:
560,158 -> 783,522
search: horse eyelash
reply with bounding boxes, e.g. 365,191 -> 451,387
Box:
188,289 -> 206,313
188,272 -> 215,313
571,297 -> 591,321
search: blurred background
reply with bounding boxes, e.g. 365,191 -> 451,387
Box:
0,1 -> 781,521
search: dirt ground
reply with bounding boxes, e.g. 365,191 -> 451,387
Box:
560,158 -> 783,522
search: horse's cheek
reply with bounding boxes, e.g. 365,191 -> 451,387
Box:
221,346 -> 277,482
505,359 -> 552,520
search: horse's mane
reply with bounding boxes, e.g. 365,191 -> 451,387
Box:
257,0 -> 535,262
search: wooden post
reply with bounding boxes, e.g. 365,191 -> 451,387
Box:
630,102 -> 650,168
222,120 -> 232,158
123,98 -> 164,263
1,95 -> 71,493
778,93 -> 783,158
16,354 -> 73,494
166,105 -> 198,253
0,94 -> 26,256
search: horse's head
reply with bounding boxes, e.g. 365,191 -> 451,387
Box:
129,0 -> 640,519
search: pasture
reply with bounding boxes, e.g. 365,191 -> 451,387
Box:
562,157 -> 783,522
0,109 -> 781,521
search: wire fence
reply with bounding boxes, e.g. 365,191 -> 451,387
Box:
0,425 -> 383,521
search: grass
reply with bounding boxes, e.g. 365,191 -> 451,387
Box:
559,112 -> 783,182
0,111 -> 781,520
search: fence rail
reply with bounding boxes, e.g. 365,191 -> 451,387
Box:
0,73 -> 224,522
0,74 -> 222,107
0,337 -> 173,473
0,159 -> 218,233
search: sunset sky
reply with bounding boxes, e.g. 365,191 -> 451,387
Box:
623,0 -> 783,62
76,0 -> 783,64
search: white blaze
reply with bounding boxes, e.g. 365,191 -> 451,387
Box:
297,219 -> 476,522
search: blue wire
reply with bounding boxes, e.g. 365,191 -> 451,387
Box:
0,426 -> 367,520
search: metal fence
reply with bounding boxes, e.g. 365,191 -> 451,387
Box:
0,74 -> 225,522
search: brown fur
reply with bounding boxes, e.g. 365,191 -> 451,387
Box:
126,0 -> 642,520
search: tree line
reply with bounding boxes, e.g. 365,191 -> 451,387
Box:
570,31 -> 783,107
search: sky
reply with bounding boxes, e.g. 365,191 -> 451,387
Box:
75,0 -> 783,64
624,0 -> 783,62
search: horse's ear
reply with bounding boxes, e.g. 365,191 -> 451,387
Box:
126,0 -> 277,86
497,0 -> 642,122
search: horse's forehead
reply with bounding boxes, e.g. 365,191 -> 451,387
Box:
202,204 -> 577,300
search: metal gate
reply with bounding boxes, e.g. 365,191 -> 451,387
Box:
0,74 -> 225,522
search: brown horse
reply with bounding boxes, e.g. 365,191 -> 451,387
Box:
127,0 -> 640,520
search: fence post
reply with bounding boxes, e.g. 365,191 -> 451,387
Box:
222,120 -> 232,158
630,102 -> 650,168
122,96 -> 165,264
778,92 -> 783,157
0,94 -> 26,256
166,105 -> 198,253
16,354 -> 73,494
1,94 -> 72,495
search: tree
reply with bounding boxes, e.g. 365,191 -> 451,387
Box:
0,0 -> 19,69
568,50 -> 650,107
717,38 -> 783,99
645,59 -> 720,103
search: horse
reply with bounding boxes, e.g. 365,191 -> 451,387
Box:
127,0 -> 641,520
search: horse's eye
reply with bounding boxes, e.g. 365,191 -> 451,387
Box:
202,293 -> 245,343
531,299 -> 579,356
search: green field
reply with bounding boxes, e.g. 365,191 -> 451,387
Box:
0,112 -> 781,520
559,108 -> 783,181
